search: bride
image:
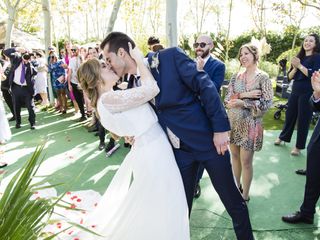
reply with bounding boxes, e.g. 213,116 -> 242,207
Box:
73,43 -> 190,239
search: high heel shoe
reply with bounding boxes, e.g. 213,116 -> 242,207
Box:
291,148 -> 301,156
274,138 -> 283,146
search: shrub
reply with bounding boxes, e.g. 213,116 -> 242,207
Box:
259,61 -> 278,79
225,58 -> 240,80
0,145 -> 58,240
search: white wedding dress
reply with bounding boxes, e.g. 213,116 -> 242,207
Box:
0,90 -> 11,143
65,79 -> 190,239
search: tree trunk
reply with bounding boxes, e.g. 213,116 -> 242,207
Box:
66,0 -> 71,41
166,0 -> 177,47
5,4 -> 17,48
106,0 -> 122,34
225,0 -> 233,61
41,0 -> 54,104
95,0 -> 100,39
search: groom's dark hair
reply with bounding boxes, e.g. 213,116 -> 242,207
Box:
100,32 -> 136,54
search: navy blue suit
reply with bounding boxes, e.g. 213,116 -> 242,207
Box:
148,48 -> 253,240
3,48 -> 36,126
197,56 -> 226,183
300,97 -> 320,218
203,56 -> 225,92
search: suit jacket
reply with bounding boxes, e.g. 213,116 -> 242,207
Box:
3,48 -> 36,96
203,56 -> 225,92
309,97 -> 320,145
148,47 -> 230,152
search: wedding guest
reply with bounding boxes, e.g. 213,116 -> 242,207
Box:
275,34 -> 320,156
67,45 -> 86,122
0,50 -> 15,121
193,34 -> 226,198
49,54 -> 67,113
3,47 -> 37,130
34,51 -> 49,106
146,36 -> 161,58
225,43 -> 273,201
282,70 -> 320,224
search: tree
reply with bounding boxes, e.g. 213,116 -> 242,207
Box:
296,0 -> 320,11
41,0 -> 55,104
273,0 -> 307,53
225,0 -> 233,61
185,0 -> 219,35
2,0 -> 22,48
166,0 -> 177,46
248,0 -> 269,38
107,0 -> 122,34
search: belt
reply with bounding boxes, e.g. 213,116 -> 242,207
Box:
13,82 -> 28,88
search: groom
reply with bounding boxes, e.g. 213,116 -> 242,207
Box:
101,32 -> 254,240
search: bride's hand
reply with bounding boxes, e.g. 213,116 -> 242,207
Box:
128,42 -> 143,63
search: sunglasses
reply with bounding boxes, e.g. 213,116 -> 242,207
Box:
71,49 -> 77,52
193,42 -> 209,48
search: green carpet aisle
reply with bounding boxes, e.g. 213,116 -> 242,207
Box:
0,108 -> 319,240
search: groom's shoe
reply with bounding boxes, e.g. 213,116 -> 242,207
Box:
194,184 -> 201,199
282,211 -> 314,224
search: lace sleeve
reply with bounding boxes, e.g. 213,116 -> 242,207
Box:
100,79 -> 159,113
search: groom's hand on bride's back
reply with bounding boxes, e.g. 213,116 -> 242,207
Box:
213,131 -> 230,155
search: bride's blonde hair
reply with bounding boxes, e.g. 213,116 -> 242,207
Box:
77,58 -> 102,108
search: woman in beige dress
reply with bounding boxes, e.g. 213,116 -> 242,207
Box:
225,44 -> 273,201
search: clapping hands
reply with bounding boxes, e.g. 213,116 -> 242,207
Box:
311,71 -> 320,98
291,57 -> 301,69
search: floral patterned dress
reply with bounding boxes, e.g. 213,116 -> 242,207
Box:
225,71 -> 273,151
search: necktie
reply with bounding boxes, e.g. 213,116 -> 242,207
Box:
20,63 -> 25,84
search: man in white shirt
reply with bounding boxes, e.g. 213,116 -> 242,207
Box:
3,47 -> 37,129
67,45 -> 86,122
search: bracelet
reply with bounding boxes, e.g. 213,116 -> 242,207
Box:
298,65 -> 304,71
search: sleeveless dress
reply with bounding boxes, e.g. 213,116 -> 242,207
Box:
50,78 -> 190,240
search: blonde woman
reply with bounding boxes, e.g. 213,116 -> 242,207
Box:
70,44 -> 190,239
225,44 -> 273,201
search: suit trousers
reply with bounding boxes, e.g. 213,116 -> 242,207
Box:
279,92 -> 313,149
173,144 -> 253,240
71,83 -> 85,118
300,121 -> 320,218
11,83 -> 35,125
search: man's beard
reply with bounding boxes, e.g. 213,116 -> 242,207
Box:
200,49 -> 210,58
196,49 -> 210,58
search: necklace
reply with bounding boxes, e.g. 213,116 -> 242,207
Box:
244,70 -> 260,91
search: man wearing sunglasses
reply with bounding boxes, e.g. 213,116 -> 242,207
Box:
193,35 -> 226,198
193,35 -> 225,92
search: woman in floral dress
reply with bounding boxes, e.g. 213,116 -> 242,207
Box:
225,43 -> 273,201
